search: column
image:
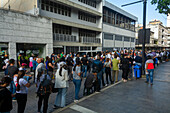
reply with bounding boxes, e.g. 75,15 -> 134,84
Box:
8,42 -> 17,60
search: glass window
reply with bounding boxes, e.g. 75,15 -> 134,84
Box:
104,34 -> 113,40
124,37 -> 130,42
115,35 -> 122,41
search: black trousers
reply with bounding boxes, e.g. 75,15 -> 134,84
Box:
101,72 -> 105,86
33,69 -> 36,83
16,93 -> 27,113
105,67 -> 112,84
122,69 -> 129,80
38,93 -> 50,113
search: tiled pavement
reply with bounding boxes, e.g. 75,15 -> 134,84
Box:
6,70 -> 122,113
0,61 -> 169,113
54,62 -> 170,113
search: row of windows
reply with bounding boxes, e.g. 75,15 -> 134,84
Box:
78,0 -> 97,8
104,34 -> 135,42
41,0 -> 71,17
79,29 -> 96,38
103,8 -> 135,31
53,24 -> 71,35
78,11 -> 96,23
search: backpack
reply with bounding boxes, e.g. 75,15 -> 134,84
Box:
93,61 -> 101,73
37,75 -> 52,96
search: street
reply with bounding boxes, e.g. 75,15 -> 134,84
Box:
54,61 -> 170,113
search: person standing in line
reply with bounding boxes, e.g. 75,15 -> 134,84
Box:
45,56 -> 49,74
81,54 -> 88,78
53,63 -> 69,108
92,56 -> 103,92
121,55 -> 130,82
0,77 -> 13,113
35,58 -> 45,82
72,63 -> 82,102
145,55 -> 154,85
47,58 -> 54,79
112,55 -> 120,83
33,57 -> 38,83
36,67 -> 51,113
29,56 -> 33,72
14,70 -> 31,113
66,54 -> 74,80
8,59 -> 19,100
104,58 -> 112,86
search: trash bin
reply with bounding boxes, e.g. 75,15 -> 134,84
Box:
134,65 -> 141,78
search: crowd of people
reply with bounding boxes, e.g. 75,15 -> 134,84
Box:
0,49 -> 169,113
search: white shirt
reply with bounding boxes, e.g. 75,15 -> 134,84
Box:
29,57 -> 33,62
54,68 -> 69,88
14,77 -> 28,94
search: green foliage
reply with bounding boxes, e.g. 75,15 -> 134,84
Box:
151,0 -> 170,15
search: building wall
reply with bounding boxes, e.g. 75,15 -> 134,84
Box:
0,9 -> 53,60
0,0 -> 37,14
103,24 -> 136,50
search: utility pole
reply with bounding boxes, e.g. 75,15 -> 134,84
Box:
122,0 -> 147,75
142,0 -> 147,75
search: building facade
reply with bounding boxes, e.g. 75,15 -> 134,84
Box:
102,0 -> 137,51
1,0 -> 103,54
135,20 -> 170,50
0,9 -> 53,60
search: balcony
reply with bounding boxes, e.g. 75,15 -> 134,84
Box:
53,34 -> 101,44
53,33 -> 78,42
80,37 -> 101,44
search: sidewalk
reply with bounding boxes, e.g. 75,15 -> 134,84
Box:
54,62 -> 170,113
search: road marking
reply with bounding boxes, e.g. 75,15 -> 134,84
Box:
70,105 -> 97,113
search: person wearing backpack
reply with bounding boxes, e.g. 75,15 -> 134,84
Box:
104,58 -> 112,86
92,56 -> 103,92
53,62 -> 69,108
36,67 -> 51,113
0,77 -> 13,113
14,70 -> 30,113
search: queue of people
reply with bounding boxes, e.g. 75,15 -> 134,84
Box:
0,49 -> 169,113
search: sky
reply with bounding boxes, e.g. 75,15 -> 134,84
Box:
107,0 -> 168,26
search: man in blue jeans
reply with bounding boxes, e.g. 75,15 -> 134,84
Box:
8,59 -> 18,100
81,54 -> 88,78
92,56 -> 103,92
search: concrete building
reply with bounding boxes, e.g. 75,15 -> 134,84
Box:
135,20 -> 170,50
102,0 -> 138,51
0,9 -> 53,60
1,0 -> 103,54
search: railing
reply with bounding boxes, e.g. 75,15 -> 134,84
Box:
80,37 -> 101,44
53,33 -> 78,42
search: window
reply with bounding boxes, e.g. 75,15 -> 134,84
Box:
79,29 -> 96,38
53,24 -> 71,35
78,0 -> 96,8
104,34 -> 113,40
131,38 -> 135,42
41,0 -> 71,17
78,11 -> 96,23
115,35 -> 122,41
103,8 -> 135,31
124,37 -> 130,42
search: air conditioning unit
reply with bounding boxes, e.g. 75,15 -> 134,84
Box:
34,8 -> 39,16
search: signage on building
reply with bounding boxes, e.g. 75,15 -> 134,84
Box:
138,28 -> 150,44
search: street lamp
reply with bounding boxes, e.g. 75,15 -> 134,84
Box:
122,0 -> 147,75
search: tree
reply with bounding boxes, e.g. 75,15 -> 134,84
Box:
151,0 -> 170,15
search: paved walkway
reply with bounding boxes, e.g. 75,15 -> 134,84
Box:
54,62 -> 170,113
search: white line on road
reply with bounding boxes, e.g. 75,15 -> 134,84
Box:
70,105 -> 98,113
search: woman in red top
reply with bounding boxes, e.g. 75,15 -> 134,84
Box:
145,55 -> 154,85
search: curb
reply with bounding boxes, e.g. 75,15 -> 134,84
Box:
52,80 -> 122,113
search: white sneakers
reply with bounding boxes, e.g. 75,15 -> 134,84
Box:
74,100 -> 79,103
